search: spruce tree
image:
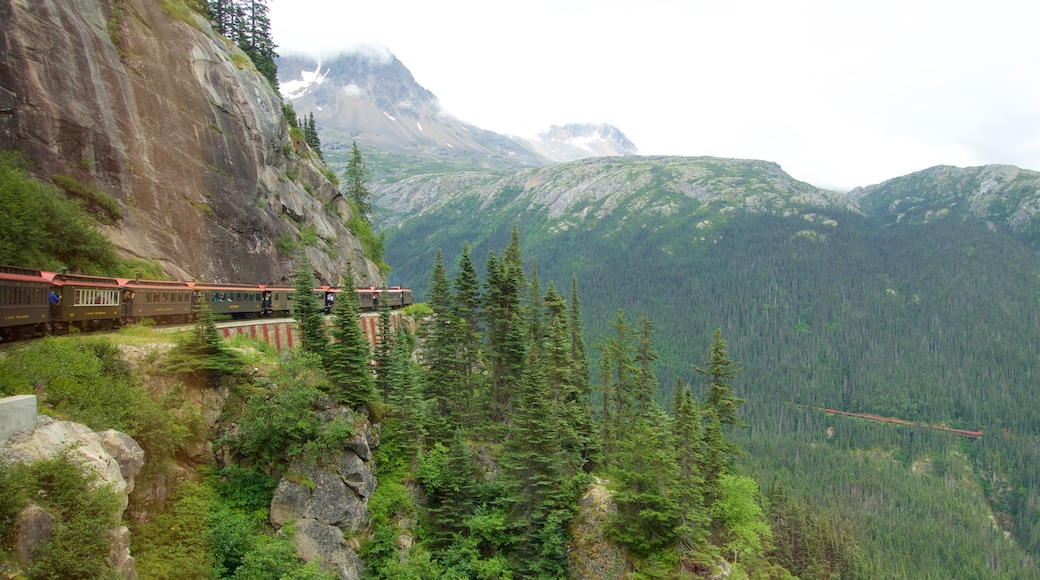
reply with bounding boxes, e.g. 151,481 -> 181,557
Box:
695,329 -> 746,428
569,275 -> 601,470
501,347 -> 569,574
344,141 -> 372,223
304,112 -> 323,159
324,283 -> 374,406
292,252 -> 327,357
424,250 -> 462,441
452,242 -> 483,417
483,230 -> 527,425
671,379 -> 711,557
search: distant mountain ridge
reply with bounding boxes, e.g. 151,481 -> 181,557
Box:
276,51 -> 639,169
526,123 -> 639,162
850,164 -> 1040,239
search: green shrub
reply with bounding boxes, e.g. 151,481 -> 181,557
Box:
190,200 -> 216,217
275,233 -> 298,257
51,174 -> 122,224
0,151 -> 118,273
0,336 -> 195,481
299,224 -> 319,247
9,450 -> 120,580
132,480 -> 216,579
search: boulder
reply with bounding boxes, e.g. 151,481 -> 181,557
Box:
13,503 -> 55,566
269,461 -> 368,533
99,430 -> 145,495
293,519 -> 362,580
5,417 -> 133,515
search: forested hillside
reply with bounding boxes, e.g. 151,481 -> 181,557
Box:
378,157 -> 1040,577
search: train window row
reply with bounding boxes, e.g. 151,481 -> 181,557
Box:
203,292 -> 262,302
73,289 -> 119,307
0,286 -> 47,306
142,292 -> 190,303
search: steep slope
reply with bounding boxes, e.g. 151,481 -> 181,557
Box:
0,0 -> 381,285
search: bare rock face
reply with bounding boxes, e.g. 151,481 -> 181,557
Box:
99,429 -> 146,496
0,0 -> 381,286
13,503 -> 55,567
268,410 -> 378,580
567,479 -> 631,580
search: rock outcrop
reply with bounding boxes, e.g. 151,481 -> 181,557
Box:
268,410 -> 378,580
2,415 -> 144,579
0,0 -> 381,286
567,478 -> 630,580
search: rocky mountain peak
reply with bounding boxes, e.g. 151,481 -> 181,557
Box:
528,123 -> 639,162
277,51 -> 545,168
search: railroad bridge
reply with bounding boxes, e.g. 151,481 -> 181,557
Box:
214,311 -> 411,352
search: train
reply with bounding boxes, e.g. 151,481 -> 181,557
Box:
0,264 -> 412,342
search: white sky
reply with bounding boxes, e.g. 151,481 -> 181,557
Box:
270,0 -> 1040,192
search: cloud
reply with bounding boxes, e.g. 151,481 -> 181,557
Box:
342,83 -> 364,98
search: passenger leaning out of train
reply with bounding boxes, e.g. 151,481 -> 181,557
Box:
122,289 -> 134,317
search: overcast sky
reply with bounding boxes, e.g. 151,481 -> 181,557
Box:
270,0 -> 1040,191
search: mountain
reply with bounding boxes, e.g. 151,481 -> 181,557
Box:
276,52 -> 641,173
377,155 -> 1040,576
0,0 -> 382,286
525,123 -> 639,162
276,52 -> 546,171
850,164 -> 1040,241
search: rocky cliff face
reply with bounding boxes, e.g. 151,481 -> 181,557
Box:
0,0 -> 381,286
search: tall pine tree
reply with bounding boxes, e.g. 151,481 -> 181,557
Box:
292,252 -> 327,357
324,283 -> 375,406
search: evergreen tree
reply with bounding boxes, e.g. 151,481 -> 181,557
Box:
292,253 -> 327,357
597,308 -> 638,462
671,379 -> 711,557
695,329 -> 746,506
635,314 -> 659,416
607,410 -> 682,558
164,301 -> 243,382
424,250 -> 463,441
526,260 -> 544,352
542,284 -> 583,472
501,347 -> 570,575
344,141 -> 372,223
324,283 -> 375,406
695,329 -> 746,429
569,275 -> 601,471
452,243 -> 483,418
483,229 -> 528,426
304,112 -> 323,160
386,328 -> 427,451
423,430 -> 479,549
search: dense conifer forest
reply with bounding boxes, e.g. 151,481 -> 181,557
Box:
382,180 -> 1040,577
